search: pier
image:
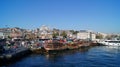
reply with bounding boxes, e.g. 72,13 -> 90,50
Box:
0,38 -> 100,66
0,47 -> 31,65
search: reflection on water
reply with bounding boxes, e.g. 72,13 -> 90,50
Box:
2,46 -> 120,67
45,47 -> 89,61
101,46 -> 120,54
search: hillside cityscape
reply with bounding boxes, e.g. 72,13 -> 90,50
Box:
0,25 -> 120,40
1,0 -> 120,66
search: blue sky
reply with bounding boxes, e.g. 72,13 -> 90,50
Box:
0,0 -> 120,33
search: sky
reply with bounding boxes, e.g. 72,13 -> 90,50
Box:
0,0 -> 120,33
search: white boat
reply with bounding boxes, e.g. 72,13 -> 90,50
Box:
99,40 -> 120,46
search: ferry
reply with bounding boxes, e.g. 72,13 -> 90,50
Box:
99,40 -> 120,46
67,42 -> 79,50
44,42 -> 67,51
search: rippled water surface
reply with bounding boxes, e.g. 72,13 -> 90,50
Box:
3,46 -> 120,67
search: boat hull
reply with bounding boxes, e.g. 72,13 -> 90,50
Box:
44,43 -> 67,51
99,40 -> 120,46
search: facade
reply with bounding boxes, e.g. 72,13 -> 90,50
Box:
39,25 -> 52,39
77,30 -> 96,41
10,28 -> 22,38
0,32 -> 4,39
0,28 -> 11,38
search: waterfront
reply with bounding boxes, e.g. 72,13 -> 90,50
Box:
2,46 -> 120,67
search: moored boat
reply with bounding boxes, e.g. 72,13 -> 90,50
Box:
67,42 -> 79,50
30,42 -> 43,52
44,42 -> 67,51
99,40 -> 120,46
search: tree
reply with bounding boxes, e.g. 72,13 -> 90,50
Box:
105,35 -> 111,40
61,31 -> 67,38
52,32 -> 59,38
96,34 -> 103,39
111,35 -> 118,38
7,36 -> 11,39
73,31 -> 79,34
70,30 -> 74,33
70,30 -> 79,34
118,36 -> 120,40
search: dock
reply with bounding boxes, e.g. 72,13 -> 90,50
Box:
0,40 -> 100,66
0,47 -> 30,65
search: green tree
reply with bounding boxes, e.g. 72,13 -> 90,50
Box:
7,36 -> 12,40
73,31 -> 79,34
118,36 -> 120,40
52,32 -> 59,38
96,34 -> 103,39
105,35 -> 111,40
61,31 -> 67,38
70,30 -> 79,34
111,35 -> 118,38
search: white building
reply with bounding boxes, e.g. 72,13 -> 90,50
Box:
0,32 -> 4,39
77,30 -> 96,41
39,25 -> 52,39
